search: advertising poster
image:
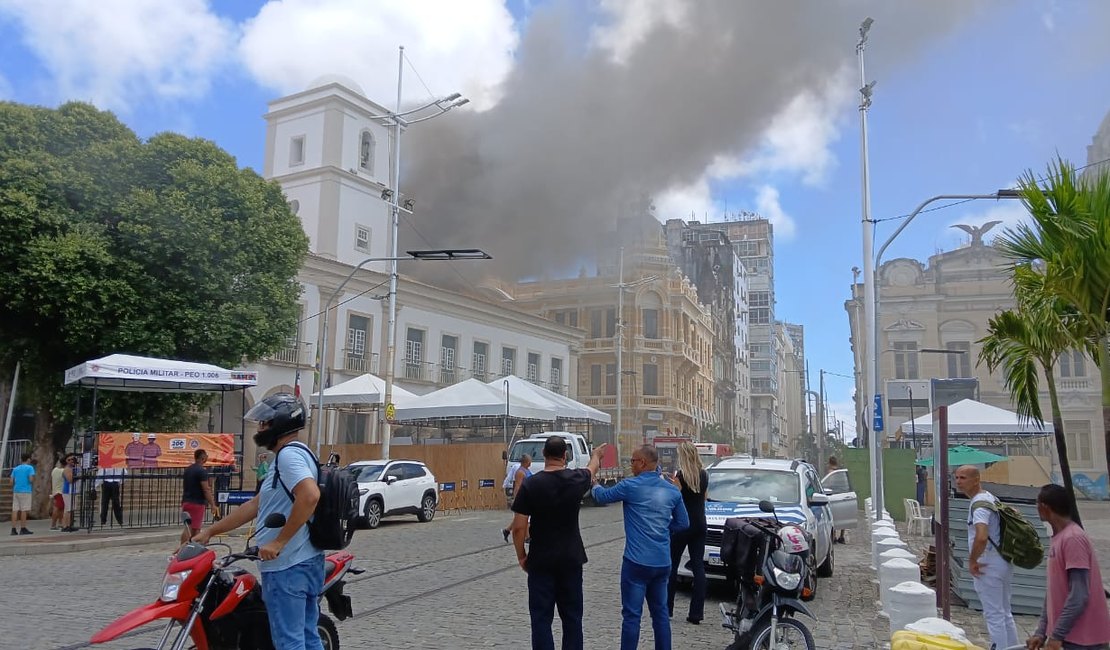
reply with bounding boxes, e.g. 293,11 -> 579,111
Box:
97,432 -> 236,468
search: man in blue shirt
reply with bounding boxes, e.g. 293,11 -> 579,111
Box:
592,445 -> 689,650
10,452 -> 35,535
195,394 -> 323,650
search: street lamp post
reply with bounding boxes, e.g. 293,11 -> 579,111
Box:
313,249 -> 490,456
375,46 -> 470,461
869,192 -> 1020,502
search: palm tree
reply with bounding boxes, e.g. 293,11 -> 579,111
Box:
977,266 -> 1083,523
995,159 -> 1110,492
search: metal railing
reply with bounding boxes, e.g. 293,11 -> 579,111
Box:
1,440 -> 32,476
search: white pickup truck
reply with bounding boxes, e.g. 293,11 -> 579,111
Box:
504,432 -> 592,477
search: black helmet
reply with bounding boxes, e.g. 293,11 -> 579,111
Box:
246,393 -> 306,450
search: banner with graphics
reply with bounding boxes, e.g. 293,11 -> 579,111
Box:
97,432 -> 236,468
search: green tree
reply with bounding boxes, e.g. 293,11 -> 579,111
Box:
0,101 -> 308,486
995,159 -> 1110,491
977,267 -> 1084,523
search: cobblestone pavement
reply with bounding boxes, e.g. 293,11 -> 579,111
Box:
4,501 -> 1107,650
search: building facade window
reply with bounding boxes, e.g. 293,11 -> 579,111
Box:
605,363 -> 616,395
643,363 -> 659,395
946,342 -> 971,378
441,335 -> 458,384
405,328 -> 425,380
359,130 -> 374,173
290,135 -> 305,166
1060,350 -> 1087,378
501,347 -> 516,376
550,358 -> 563,391
345,314 -> 371,372
590,364 -> 602,396
527,352 -> 541,383
643,309 -> 659,339
355,225 -> 371,253
472,341 -> 488,381
894,341 -> 919,379
606,308 -> 617,338
1064,420 -> 1092,463
590,309 -> 603,338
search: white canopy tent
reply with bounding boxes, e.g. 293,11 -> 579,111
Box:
486,375 -> 611,424
897,398 -> 1048,436
64,353 -> 258,392
309,373 -> 416,407
392,378 -> 556,422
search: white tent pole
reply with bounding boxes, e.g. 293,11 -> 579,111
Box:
0,362 -> 22,473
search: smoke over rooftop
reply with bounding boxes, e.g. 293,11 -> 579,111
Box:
402,1 -> 989,284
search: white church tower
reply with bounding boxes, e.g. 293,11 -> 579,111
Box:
263,75 -> 396,272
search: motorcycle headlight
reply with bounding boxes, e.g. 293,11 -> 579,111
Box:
160,570 -> 192,602
772,566 -> 801,590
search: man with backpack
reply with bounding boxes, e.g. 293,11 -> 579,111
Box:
955,465 -> 1019,650
194,393 -> 325,650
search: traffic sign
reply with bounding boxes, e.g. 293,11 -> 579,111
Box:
873,393 -> 884,432
385,402 -> 395,420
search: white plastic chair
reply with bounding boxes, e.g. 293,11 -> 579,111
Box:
904,498 -> 931,536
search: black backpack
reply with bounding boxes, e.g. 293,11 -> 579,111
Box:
273,442 -> 360,550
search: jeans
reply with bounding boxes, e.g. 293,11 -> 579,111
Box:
971,553 -> 1018,650
527,566 -> 584,650
261,554 -> 325,650
100,482 -> 123,526
620,558 -> 671,650
667,529 -> 706,621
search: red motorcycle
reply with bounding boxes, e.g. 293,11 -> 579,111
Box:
91,513 -> 361,650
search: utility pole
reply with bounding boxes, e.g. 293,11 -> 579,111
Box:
818,369 -> 827,464
615,247 -> 624,463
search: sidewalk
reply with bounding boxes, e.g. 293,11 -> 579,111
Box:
0,517 -> 182,556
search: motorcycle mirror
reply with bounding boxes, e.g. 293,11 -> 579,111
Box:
758,500 -> 775,513
262,513 -> 287,529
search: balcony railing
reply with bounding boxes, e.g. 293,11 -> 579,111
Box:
343,352 -> 378,374
269,345 -> 304,366
1059,378 -> 1091,390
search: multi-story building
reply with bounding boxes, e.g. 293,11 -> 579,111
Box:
511,212 -> 716,459
845,233 -> 1108,498
779,322 -> 807,455
663,219 -> 751,449
682,215 -> 780,454
239,76 -> 584,463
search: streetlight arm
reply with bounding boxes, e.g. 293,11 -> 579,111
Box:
875,193 -> 1016,266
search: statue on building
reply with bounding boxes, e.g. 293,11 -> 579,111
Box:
951,221 -> 1003,247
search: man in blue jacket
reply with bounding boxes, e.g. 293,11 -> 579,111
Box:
592,445 -> 689,650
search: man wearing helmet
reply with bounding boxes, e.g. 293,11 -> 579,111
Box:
193,393 -> 325,650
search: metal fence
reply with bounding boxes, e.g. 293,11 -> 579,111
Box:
1,439 -> 32,477
70,463 -> 241,531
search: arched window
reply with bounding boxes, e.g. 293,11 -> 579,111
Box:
359,130 -> 374,173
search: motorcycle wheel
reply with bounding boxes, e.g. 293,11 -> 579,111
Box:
750,617 -> 815,650
318,613 -> 340,650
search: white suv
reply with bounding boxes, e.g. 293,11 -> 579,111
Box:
346,459 -> 438,529
678,456 -> 854,599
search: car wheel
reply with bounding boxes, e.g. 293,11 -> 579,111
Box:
817,533 -> 835,578
801,549 -> 818,601
364,499 -> 382,529
417,494 -> 436,522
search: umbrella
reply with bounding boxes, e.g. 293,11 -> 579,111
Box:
915,445 -> 1008,467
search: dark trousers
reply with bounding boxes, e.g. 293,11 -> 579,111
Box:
100,482 -> 123,526
527,565 -> 584,650
667,529 -> 707,621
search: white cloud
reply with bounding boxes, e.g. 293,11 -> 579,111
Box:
654,177 -> 720,223
0,0 -> 235,111
592,0 -> 688,64
754,185 -> 796,239
238,0 -> 518,110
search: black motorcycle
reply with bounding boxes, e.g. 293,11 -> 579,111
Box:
719,500 -> 816,649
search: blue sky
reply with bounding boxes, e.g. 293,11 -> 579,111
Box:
2,1 -> 1108,436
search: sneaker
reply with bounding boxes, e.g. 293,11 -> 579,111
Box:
9,528 -> 16,536
19,528 -> 32,535
61,526 -> 77,532
501,528 -> 510,543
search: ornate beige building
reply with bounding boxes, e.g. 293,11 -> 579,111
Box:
846,236 -> 1108,498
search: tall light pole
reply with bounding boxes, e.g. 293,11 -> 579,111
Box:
856,16 -> 882,521
313,249 -> 490,456
377,45 -> 470,461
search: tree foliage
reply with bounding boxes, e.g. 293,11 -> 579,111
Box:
0,101 -> 308,439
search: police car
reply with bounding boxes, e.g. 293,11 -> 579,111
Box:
677,455 -> 856,599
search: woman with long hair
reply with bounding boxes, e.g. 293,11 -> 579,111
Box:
666,442 -> 708,624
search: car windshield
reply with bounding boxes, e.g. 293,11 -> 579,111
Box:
509,440 -> 547,463
706,468 -> 800,505
347,463 -> 387,483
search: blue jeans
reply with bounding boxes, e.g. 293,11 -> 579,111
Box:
620,558 -> 671,650
261,554 -> 325,650
667,529 -> 706,621
527,566 -> 584,650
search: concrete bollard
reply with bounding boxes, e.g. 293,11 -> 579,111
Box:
880,558 -> 922,616
879,547 -> 918,565
873,535 -> 909,573
888,581 -> 937,636
870,527 -> 899,569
